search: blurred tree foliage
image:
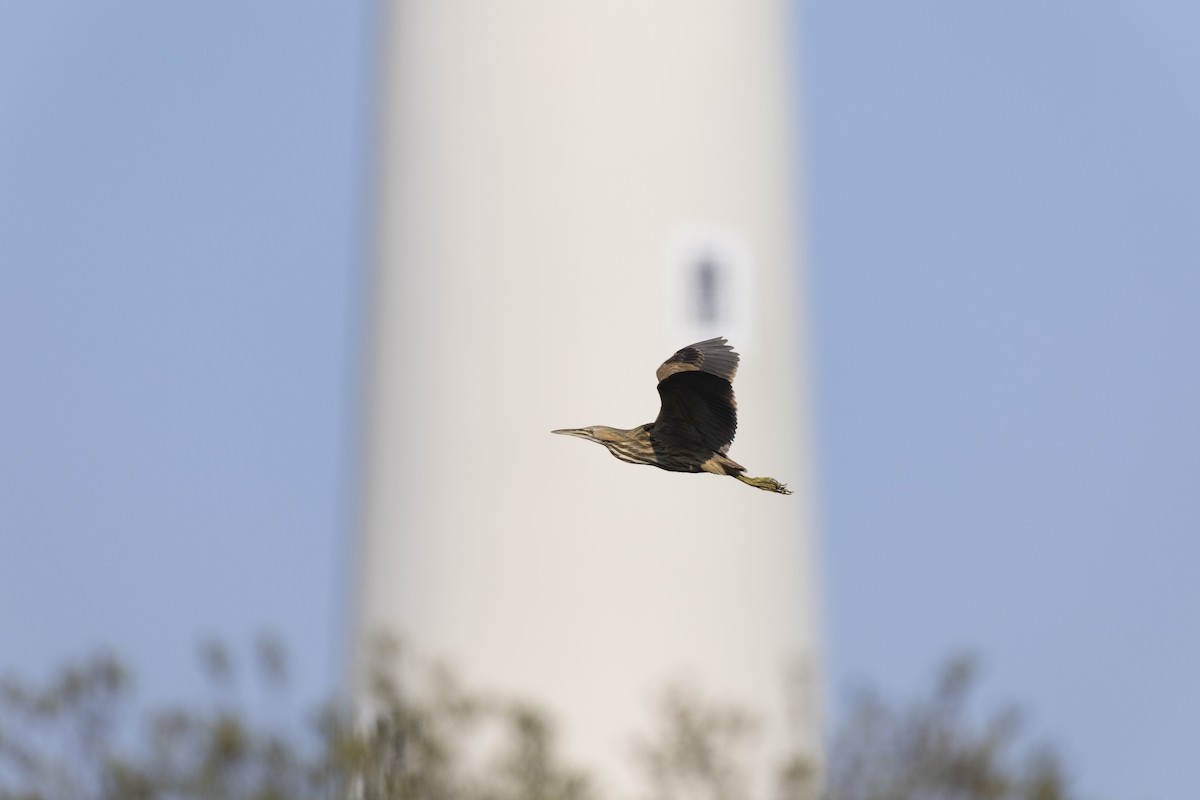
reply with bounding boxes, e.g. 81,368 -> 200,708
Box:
635,681 -> 764,800
0,641 -> 1077,800
823,655 -> 1070,800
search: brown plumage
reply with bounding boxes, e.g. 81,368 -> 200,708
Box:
552,338 -> 791,494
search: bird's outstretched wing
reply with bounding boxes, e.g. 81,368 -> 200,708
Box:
653,338 -> 739,455
655,336 -> 739,383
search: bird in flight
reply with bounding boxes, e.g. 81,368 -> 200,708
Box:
552,337 -> 791,494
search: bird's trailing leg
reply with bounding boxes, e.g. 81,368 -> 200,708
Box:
735,474 -> 792,495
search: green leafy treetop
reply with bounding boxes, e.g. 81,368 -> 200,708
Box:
0,640 -> 1075,800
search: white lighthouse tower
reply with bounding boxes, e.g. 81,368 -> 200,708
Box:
354,1 -> 822,794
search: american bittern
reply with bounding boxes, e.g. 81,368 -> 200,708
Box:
552,338 -> 791,494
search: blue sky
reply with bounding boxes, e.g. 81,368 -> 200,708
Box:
803,5 -> 1200,798
2,3 -> 1198,799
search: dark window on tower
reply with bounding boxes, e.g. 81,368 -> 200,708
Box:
695,256 -> 720,325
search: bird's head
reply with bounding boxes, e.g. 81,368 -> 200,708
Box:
550,425 -> 626,445
553,425 -> 649,466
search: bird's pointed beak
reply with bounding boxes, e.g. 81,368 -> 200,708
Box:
551,428 -> 591,439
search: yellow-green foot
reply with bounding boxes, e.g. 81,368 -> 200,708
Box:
735,474 -> 792,494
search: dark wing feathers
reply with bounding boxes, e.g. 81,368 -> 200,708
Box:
655,337 -> 739,383
653,338 -> 740,454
